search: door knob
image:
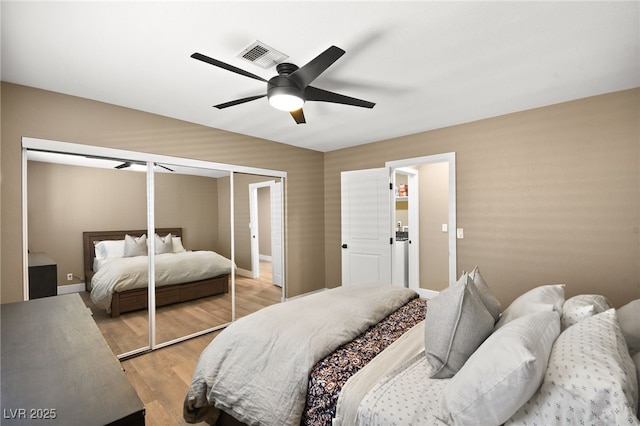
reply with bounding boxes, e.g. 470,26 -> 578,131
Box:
341,244 -> 347,249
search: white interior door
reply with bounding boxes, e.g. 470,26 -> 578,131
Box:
270,181 -> 284,287
341,168 -> 392,285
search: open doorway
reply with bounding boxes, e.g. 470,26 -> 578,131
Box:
387,152 -> 457,296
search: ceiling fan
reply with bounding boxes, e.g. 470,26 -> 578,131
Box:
191,45 -> 375,124
115,161 -> 174,172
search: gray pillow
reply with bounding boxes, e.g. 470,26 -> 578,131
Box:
124,234 -> 148,257
617,299 -> 640,354
468,266 -> 502,321
155,233 -> 174,254
425,274 -> 495,379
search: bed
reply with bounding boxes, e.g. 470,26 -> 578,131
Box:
83,228 -> 232,317
183,269 -> 640,426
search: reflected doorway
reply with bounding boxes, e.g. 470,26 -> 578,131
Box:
249,180 -> 284,287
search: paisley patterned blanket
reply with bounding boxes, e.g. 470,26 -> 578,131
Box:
302,298 -> 427,426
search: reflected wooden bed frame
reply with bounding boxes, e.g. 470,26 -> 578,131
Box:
83,227 -> 229,318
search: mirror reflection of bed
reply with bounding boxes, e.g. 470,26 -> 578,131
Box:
79,259 -> 280,356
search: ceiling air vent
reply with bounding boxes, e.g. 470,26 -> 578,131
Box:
237,40 -> 288,69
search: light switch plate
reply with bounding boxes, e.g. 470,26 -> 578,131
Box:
442,224 -> 448,232
456,228 -> 464,239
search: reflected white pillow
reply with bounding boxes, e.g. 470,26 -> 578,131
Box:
441,310 -> 560,426
94,239 -> 125,259
495,284 -> 565,330
172,236 -> 186,253
560,294 -> 610,330
507,309 -> 639,425
155,233 -> 173,254
124,234 -> 147,257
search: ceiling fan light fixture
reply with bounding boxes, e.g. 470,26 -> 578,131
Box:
268,86 -> 304,112
268,93 -> 304,112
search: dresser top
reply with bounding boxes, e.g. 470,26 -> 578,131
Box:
27,252 -> 56,267
1,293 -> 145,425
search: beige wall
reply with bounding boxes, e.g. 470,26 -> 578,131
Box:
325,89 -> 640,308
1,82 -> 326,302
3,83 -> 639,308
27,161 -> 220,287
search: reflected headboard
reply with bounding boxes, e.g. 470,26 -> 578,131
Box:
82,227 -> 182,291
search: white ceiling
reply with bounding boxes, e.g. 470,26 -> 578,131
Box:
2,1 -> 638,153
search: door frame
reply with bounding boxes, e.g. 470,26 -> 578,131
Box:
387,152 -> 457,290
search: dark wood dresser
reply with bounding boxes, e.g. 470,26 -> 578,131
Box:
27,252 -> 57,298
1,293 -> 145,425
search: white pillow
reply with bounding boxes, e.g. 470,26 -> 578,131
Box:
507,309 -> 639,425
495,284 -> 565,330
425,274 -> 495,379
124,234 -> 148,257
440,310 -> 560,426
560,294 -> 610,330
468,266 -> 502,321
617,299 -> 640,355
172,236 -> 186,253
94,239 -> 125,259
154,233 -> 174,254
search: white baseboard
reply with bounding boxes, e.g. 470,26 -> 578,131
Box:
57,283 -> 85,295
235,267 -> 253,278
259,254 -> 272,262
285,287 -> 327,301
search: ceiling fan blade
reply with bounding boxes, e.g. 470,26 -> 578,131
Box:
305,86 -> 375,108
191,52 -> 268,83
156,163 -> 174,172
289,46 -> 345,88
289,108 -> 306,124
214,94 -> 267,109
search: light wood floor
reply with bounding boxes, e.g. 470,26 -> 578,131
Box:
80,261 -> 281,355
84,262 -> 281,425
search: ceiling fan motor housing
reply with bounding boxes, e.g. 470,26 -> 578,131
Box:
267,63 -> 305,102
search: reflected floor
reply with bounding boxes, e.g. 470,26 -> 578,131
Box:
80,261 -> 281,355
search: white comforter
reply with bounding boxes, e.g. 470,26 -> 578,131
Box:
90,251 -> 233,311
183,282 -> 417,426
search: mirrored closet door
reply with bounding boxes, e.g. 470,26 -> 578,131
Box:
23,138 -> 287,359
153,163 -> 234,347
233,172 -> 285,319
26,152 -> 151,356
